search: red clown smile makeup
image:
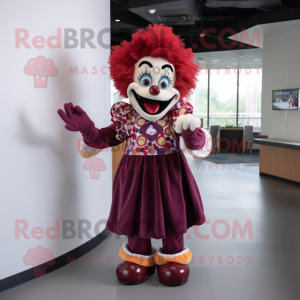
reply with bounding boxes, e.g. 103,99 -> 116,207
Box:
132,90 -> 176,115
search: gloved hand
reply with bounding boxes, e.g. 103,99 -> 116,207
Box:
175,114 -> 200,134
57,102 -> 99,143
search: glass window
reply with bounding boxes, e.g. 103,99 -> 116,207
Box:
209,69 -> 238,127
193,70 -> 208,128
238,68 -> 262,127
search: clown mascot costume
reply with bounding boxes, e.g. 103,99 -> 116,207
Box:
58,24 -> 210,286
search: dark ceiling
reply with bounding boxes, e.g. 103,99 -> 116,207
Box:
111,0 -> 300,52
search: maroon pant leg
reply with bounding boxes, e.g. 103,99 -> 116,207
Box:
127,236 -> 152,255
161,234 -> 184,255
127,235 -> 184,256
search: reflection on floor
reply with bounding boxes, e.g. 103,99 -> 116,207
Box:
203,152 -> 259,164
2,150 -> 300,300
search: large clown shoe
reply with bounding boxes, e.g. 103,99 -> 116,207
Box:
116,243 -> 156,284
154,247 -> 192,286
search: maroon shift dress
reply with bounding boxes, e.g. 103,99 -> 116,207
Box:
85,101 -> 206,239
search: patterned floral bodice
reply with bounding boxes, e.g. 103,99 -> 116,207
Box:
111,101 -> 193,156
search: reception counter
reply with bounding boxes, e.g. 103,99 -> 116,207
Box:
253,138 -> 300,184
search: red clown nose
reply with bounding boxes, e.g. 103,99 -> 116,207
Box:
149,85 -> 160,95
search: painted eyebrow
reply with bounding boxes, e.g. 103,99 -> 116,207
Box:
162,64 -> 173,72
138,61 -> 153,68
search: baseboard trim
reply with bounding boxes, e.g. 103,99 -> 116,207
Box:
0,229 -> 111,294
260,172 -> 300,187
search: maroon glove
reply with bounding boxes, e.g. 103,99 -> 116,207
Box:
57,102 -> 99,144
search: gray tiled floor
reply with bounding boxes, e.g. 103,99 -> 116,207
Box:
2,150 -> 300,300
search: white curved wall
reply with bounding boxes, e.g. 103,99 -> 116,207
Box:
0,0 -> 111,279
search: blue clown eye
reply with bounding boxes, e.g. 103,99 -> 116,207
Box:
158,77 -> 170,90
139,74 -> 152,87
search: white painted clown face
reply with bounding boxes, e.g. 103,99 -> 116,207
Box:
127,56 -> 180,122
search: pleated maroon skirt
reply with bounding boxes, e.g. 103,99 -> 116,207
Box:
105,150 -> 205,239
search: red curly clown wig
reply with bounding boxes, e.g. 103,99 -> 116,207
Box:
109,24 -> 200,102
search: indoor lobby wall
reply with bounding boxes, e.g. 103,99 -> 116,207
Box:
261,25 -> 300,140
